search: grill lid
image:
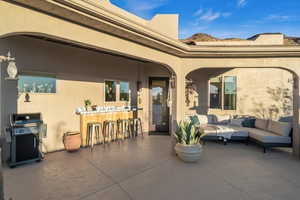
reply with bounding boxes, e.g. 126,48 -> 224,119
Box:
11,113 -> 42,126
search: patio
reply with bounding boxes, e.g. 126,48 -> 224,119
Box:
3,135 -> 300,200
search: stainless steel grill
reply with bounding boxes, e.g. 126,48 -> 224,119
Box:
9,113 -> 45,167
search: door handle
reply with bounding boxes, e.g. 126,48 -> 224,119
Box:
33,137 -> 36,149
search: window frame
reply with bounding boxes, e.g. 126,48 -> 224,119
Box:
209,76 -> 223,109
104,79 -> 131,103
18,73 -> 57,94
104,79 -> 118,102
223,76 -> 237,110
119,81 -> 130,102
208,75 -> 237,111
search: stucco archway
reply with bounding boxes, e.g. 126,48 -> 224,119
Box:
185,66 -> 299,156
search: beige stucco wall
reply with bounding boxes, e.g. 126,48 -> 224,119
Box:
186,68 -> 293,120
147,14 -> 179,39
233,68 -> 292,119
0,0 -> 300,156
92,0 -> 179,39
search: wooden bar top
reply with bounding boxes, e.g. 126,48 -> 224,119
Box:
80,111 -> 133,147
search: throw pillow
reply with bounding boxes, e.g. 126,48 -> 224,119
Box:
190,115 -> 200,126
242,118 -> 256,128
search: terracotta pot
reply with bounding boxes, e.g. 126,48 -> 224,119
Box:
174,143 -> 203,162
63,132 -> 81,152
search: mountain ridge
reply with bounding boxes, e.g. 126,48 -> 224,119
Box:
182,33 -> 300,45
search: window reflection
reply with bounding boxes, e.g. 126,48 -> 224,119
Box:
224,76 -> 237,110
209,76 -> 237,110
18,75 -> 56,93
209,77 -> 222,109
120,81 -> 130,101
105,80 -> 117,102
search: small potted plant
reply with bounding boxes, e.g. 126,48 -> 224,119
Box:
84,99 -> 92,111
173,120 -> 205,162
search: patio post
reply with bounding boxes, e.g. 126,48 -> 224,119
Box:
0,59 -> 3,200
0,148 -> 4,200
293,73 -> 300,158
176,72 -> 186,123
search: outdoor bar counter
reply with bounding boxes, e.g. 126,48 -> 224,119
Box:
79,109 -> 134,147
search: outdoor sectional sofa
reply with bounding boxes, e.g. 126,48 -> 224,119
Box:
189,115 -> 293,153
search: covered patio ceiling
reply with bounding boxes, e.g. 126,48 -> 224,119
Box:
3,135 -> 299,200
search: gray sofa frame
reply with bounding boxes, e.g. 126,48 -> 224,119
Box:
202,129 -> 293,153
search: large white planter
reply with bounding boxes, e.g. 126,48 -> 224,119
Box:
175,143 -> 203,162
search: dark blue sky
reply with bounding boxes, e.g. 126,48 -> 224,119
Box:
110,0 -> 300,39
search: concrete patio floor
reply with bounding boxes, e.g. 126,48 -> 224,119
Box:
3,135 -> 300,200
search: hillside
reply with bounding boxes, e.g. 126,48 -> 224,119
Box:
182,33 -> 300,45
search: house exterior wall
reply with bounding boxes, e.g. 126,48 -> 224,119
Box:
0,0 -> 300,157
91,0 -> 179,39
186,68 -> 293,120
147,14 -> 179,39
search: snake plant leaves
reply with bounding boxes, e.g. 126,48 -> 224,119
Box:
175,120 -> 203,145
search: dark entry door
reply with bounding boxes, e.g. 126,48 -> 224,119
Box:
149,77 -> 170,132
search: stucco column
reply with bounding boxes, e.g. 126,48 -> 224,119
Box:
0,148 -> 4,200
0,59 -> 4,200
293,74 -> 300,158
175,71 -> 186,123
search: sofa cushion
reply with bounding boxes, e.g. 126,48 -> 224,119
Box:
268,120 -> 292,137
249,129 -> 291,144
216,115 -> 231,125
201,125 -> 249,138
197,115 -> 209,125
224,126 -> 249,137
184,115 -> 191,121
207,115 -> 218,124
229,119 -> 244,127
255,119 -> 268,130
200,125 -> 218,136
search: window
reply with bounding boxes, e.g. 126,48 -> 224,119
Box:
105,80 -> 130,102
105,80 -> 117,102
120,81 -> 130,101
18,74 -> 56,93
209,77 -> 222,109
209,76 -> 237,110
224,76 -> 237,110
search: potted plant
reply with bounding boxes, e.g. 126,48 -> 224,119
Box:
173,120 -> 205,162
84,99 -> 92,111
